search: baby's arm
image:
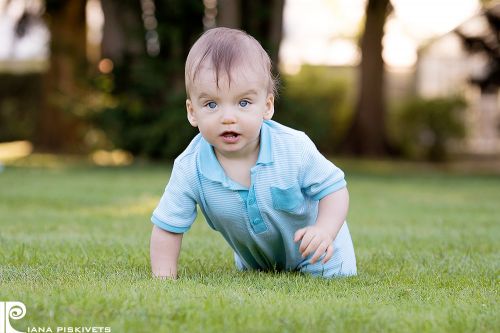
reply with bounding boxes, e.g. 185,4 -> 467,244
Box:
294,187 -> 349,264
150,225 -> 183,279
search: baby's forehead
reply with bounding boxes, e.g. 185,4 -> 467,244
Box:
191,60 -> 268,89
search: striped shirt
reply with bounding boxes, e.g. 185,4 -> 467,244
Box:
152,120 -> 356,277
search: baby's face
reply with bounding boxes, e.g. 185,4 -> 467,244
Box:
186,62 -> 274,160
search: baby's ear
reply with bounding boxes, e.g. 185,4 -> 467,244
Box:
264,94 -> 275,120
186,99 -> 198,127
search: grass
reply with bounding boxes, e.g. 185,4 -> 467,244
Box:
0,156 -> 498,332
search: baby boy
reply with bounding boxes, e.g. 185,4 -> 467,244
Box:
150,27 -> 356,279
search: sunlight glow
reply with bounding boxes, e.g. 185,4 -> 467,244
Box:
0,141 -> 33,162
86,0 -> 104,62
391,0 -> 481,41
280,0 -> 482,71
0,0 -> 485,71
0,0 -> 48,61
91,149 -> 133,166
280,0 -> 365,70
383,19 -> 418,68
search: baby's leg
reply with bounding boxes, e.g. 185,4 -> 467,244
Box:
298,221 -> 357,278
234,252 -> 248,271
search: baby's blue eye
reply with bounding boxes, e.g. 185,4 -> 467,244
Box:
207,101 -> 217,109
239,100 -> 249,107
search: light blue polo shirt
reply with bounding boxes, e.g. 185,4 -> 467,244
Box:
152,120 -> 356,277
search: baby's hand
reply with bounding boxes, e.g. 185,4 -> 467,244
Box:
294,226 -> 334,264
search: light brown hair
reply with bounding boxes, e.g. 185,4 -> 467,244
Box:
185,27 -> 277,97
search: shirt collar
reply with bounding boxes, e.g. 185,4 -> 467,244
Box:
198,121 -> 274,188
256,120 -> 273,166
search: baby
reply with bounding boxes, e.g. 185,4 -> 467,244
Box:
150,27 -> 356,278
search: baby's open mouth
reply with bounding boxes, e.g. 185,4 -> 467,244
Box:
220,131 -> 240,143
221,131 -> 239,138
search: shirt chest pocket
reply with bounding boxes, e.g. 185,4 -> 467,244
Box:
270,185 -> 305,214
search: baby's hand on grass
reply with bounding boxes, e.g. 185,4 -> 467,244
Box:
294,226 -> 334,264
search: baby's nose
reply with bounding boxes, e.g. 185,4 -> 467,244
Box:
221,107 -> 237,124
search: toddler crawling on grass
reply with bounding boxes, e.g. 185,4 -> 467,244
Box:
150,27 -> 356,278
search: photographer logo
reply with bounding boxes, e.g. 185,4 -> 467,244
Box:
0,301 -> 26,333
1,301 -> 111,333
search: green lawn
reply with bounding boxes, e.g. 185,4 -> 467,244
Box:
0,158 -> 498,332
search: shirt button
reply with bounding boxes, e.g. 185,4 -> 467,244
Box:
248,197 -> 255,205
252,218 -> 262,225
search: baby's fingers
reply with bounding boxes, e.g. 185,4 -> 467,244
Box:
302,236 -> 322,258
294,227 -> 307,243
299,231 -> 318,254
309,242 -> 329,264
322,244 -> 334,264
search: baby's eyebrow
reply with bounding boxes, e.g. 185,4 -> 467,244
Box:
197,93 -> 214,100
238,90 -> 258,97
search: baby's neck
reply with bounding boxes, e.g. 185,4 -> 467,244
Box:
215,148 -> 259,188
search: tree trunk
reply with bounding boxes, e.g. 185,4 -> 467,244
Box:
217,0 -> 241,28
101,0 -> 126,64
37,0 -> 87,152
225,0 -> 283,72
268,0 -> 285,70
342,0 -> 392,156
101,0 -> 144,67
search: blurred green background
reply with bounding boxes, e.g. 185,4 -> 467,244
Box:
0,0 -> 498,163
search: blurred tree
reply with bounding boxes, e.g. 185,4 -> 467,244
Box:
391,97 -> 466,161
95,0 -> 284,160
94,0 -> 205,159
100,0 -> 143,66
38,0 -> 88,152
217,0 -> 284,71
456,3 -> 499,93
342,0 -> 393,156
274,66 -> 351,154
0,74 -> 41,142
0,1 -> 45,144
217,0 -> 241,28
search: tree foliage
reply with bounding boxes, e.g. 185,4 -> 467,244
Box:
94,0 -> 285,160
391,97 -> 466,161
456,3 -> 500,93
94,0 -> 204,159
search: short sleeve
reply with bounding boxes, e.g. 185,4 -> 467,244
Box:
299,134 -> 346,201
151,161 -> 198,233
